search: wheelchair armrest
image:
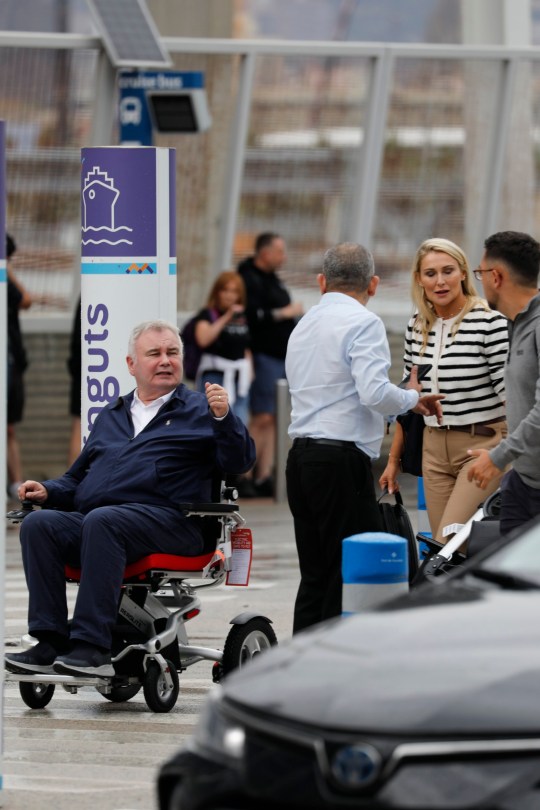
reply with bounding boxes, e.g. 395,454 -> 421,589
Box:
179,502 -> 238,515
416,532 -> 466,561
416,533 -> 443,555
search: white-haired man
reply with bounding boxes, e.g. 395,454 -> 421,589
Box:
6,320 -> 255,677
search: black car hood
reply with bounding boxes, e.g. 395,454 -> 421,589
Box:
224,583 -> 540,736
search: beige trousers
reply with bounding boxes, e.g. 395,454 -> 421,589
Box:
422,422 -> 507,542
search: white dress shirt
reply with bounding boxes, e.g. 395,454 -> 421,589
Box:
131,389 -> 175,437
286,292 -> 418,458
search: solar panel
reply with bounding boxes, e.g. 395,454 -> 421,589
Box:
148,94 -> 198,133
86,0 -> 172,68
147,90 -> 212,133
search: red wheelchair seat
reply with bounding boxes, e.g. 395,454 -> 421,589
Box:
65,551 -> 216,583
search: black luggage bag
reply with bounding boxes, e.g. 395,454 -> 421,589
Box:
378,489 -> 418,584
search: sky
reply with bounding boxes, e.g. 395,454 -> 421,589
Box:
242,0 -> 460,43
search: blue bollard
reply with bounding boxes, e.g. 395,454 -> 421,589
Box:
342,532 -> 408,615
417,477 -> 432,560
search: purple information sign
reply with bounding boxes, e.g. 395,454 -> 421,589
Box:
0,121 -> 5,261
81,147 -> 157,259
80,147 -> 176,445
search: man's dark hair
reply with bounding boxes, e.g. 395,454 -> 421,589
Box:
6,232 -> 16,258
255,232 -> 281,253
484,231 -> 540,288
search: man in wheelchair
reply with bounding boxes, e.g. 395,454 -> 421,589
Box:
5,319 -> 255,679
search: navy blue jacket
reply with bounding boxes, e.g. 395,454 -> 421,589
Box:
42,385 -> 255,513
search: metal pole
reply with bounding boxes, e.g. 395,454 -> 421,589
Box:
0,120 -> 6,807
90,49 -> 117,147
476,57 -> 517,240
215,52 -> 256,271
349,50 -> 394,246
274,378 -> 291,503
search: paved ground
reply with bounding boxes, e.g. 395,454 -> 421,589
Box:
1,470 -> 420,810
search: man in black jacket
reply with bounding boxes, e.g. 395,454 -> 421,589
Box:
238,233 -> 303,496
6,233 -> 31,500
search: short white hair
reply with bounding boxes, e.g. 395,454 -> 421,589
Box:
127,320 -> 182,360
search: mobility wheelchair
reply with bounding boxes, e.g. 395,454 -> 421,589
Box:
5,485 -> 277,713
413,489 -> 502,586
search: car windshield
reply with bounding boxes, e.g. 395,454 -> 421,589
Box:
473,518 -> 540,587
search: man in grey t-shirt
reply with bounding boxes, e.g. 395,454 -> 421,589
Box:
468,230 -> 540,534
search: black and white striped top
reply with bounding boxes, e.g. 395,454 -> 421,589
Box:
403,305 -> 508,426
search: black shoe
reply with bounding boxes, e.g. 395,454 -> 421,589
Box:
254,477 -> 274,497
53,644 -> 114,678
5,641 -> 58,674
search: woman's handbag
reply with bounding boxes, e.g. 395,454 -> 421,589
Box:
396,411 -> 425,477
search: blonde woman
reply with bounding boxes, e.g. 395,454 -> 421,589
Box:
379,238 -> 509,543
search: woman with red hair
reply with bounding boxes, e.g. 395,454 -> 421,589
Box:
194,271 -> 252,424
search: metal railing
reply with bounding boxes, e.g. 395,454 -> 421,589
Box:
3,32 -> 540,315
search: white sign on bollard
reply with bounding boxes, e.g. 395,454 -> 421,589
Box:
80,147 -> 177,445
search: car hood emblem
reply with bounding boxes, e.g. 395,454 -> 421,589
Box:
330,743 -> 382,788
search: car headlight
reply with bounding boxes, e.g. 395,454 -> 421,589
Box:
192,686 -> 246,762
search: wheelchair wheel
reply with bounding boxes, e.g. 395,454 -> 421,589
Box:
412,554 -> 455,587
143,659 -> 179,713
99,683 -> 142,703
19,681 -> 55,709
222,618 -> 277,676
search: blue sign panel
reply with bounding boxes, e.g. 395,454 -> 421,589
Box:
118,70 -> 205,145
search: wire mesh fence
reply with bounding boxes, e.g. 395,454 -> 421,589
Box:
2,38 -> 540,316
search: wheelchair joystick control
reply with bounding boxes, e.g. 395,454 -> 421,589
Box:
6,499 -> 35,523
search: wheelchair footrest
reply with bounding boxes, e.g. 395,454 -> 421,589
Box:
4,671 -> 114,687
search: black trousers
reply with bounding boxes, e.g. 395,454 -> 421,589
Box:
500,468 -> 540,535
286,440 -> 383,634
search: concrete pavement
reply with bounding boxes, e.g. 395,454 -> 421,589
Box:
1,469 -> 420,809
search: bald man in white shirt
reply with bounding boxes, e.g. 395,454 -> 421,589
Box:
286,243 -> 444,634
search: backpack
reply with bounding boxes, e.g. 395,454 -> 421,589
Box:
180,309 -> 218,381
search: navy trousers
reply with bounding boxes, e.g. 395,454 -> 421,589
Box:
20,504 -> 203,649
500,469 -> 540,535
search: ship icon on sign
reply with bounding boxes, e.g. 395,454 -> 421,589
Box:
82,167 -> 134,246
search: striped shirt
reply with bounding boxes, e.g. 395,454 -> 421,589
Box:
403,305 -> 508,427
